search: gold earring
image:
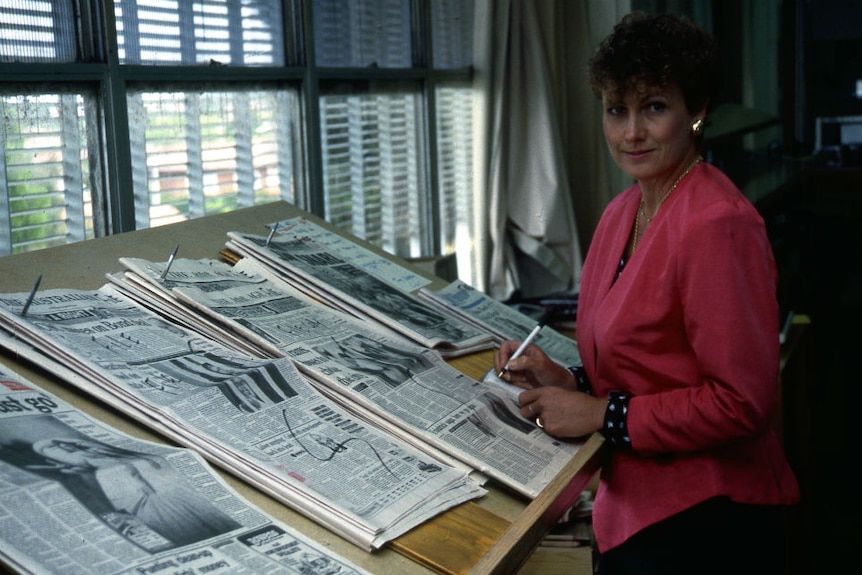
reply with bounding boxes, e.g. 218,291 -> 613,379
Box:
692,118 -> 705,136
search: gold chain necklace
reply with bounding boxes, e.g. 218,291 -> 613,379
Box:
630,155 -> 702,254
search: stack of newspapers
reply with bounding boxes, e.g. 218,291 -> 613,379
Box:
224,216 -> 580,367
223,218 -> 496,358
0,363 -> 374,575
108,255 -> 582,499
0,217 -> 584,560
0,283 -> 483,551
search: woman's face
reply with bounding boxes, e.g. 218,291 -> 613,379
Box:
34,438 -> 116,468
601,82 -> 700,189
35,439 -> 93,467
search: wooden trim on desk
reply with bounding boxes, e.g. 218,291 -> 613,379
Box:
468,433 -> 605,575
388,434 -> 605,575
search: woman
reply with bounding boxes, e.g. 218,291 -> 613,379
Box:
33,437 -> 241,548
494,12 -> 799,575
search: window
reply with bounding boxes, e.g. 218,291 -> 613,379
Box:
0,91 -> 98,252
127,86 -> 298,228
0,0 -> 475,272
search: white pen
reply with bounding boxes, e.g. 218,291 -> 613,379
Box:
160,244 -> 180,282
497,310 -> 554,378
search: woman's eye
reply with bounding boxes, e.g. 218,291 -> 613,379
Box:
606,106 -> 625,116
647,102 -> 666,113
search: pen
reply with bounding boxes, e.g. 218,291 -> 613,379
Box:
160,244 -> 180,282
497,309 -> 554,378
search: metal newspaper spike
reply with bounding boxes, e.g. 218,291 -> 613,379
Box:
264,224 -> 277,247
21,273 -> 43,317
160,244 -> 180,282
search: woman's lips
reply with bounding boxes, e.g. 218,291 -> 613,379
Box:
624,149 -> 652,158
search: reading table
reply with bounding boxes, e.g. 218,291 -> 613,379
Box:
0,201 -> 604,575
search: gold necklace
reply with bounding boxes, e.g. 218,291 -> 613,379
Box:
630,155 -> 702,254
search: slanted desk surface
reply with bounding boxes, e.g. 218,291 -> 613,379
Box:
0,201 -> 603,575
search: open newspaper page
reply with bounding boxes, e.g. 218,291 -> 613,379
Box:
0,287 -> 485,551
0,363 -> 374,575
117,256 -> 582,499
225,231 -> 494,358
418,279 -> 583,368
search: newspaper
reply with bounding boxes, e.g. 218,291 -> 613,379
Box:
417,279 -> 582,368
224,230 -> 495,357
0,287 -> 485,551
0,363 -> 375,575
255,217 -> 434,294
114,256 -> 582,499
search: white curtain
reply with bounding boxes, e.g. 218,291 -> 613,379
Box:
476,0 -> 581,301
472,0 -> 633,301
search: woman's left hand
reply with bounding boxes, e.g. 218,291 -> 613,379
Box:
518,386 -> 607,439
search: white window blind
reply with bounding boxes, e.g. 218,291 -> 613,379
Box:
0,93 -> 96,255
314,0 -> 426,257
313,0 -> 412,68
431,0 -> 474,69
430,1 -> 475,273
127,88 -> 298,229
0,1 -> 94,255
113,0 -> 294,229
435,83 -> 474,265
115,0 -> 284,66
0,0 -> 77,63
320,85 -> 424,257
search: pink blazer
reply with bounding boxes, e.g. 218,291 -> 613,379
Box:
576,162 -> 800,552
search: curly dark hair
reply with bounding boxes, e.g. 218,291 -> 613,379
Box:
588,12 -> 723,114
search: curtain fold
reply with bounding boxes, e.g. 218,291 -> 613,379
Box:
473,0 -> 631,300
479,0 -> 582,301
566,0 -> 633,253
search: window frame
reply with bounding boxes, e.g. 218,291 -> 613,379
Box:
0,0 -> 474,261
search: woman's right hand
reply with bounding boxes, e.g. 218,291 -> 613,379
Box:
493,340 -> 576,391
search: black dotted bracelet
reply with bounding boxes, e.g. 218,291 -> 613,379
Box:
568,365 -> 592,395
601,391 -> 632,447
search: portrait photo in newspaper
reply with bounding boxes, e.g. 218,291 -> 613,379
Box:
0,417 -> 240,552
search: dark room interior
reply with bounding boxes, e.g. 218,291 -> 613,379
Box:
702,1 -> 862,572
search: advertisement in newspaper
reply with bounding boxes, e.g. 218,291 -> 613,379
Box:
117,256 -> 581,499
0,364 -> 373,575
0,288 -> 484,551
